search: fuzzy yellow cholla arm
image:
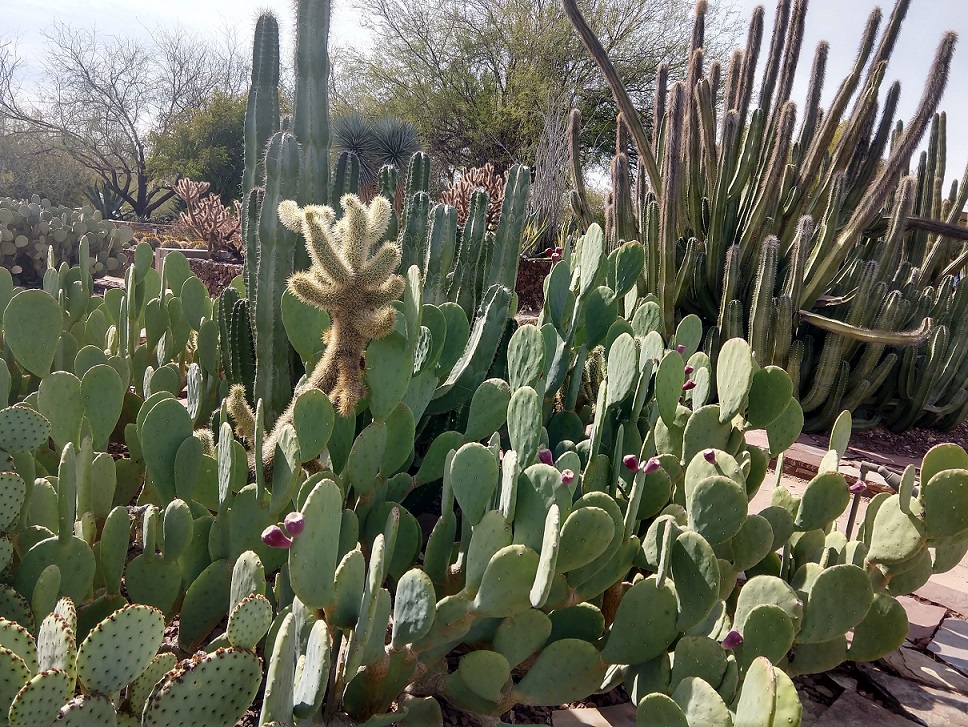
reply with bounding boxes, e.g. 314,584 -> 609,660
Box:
279,194 -> 405,416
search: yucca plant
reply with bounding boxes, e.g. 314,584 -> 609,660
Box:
564,0 -> 968,432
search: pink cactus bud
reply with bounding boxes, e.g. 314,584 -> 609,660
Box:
676,344 -> 686,354
849,482 -> 866,494
641,457 -> 660,475
722,630 -> 743,650
542,247 -> 555,257
551,252 -> 562,263
284,512 -> 305,538
561,469 -> 575,485
684,365 -> 694,375
539,449 -> 554,466
703,449 -> 716,464
623,454 -> 639,471
682,380 -> 696,391
555,246 -> 563,255
262,525 -> 293,549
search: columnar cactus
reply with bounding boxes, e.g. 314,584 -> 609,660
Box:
563,0 -> 968,431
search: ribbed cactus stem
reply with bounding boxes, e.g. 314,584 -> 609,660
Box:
723,50 -> 742,113
568,109 -> 594,230
758,0 -> 791,117
804,31 -> 957,307
658,82 -> 685,338
772,0 -> 808,122
243,13 -> 280,200
865,0 -> 912,88
253,132 -> 302,425
293,0 -> 332,213
794,41 -> 828,162
562,0 -> 661,196
749,236 -> 778,365
736,6 -> 765,124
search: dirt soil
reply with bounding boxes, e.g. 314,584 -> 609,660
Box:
800,418 -> 968,465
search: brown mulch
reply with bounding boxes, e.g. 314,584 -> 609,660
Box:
516,258 -> 550,315
188,258 -> 243,297
800,418 -> 968,466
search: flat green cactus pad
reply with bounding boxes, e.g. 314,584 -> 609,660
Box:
37,613 -> 75,681
225,594 -> 272,650
8,667 -> 72,727
13,535 -> 96,606
0,587 -> 33,631
128,653 -> 177,717
0,619 -> 37,674
55,694 -> 119,727
0,407 -> 51,454
142,648 -> 262,727
0,472 -> 26,531
2,290 -> 63,377
0,647 -> 31,716
76,605 -> 164,695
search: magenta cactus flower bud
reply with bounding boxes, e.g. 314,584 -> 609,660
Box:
849,482 -> 866,494
262,525 -> 293,549
722,630 -> 743,650
284,512 -> 306,538
676,344 -> 686,354
641,457 -> 660,475
682,380 -> 696,391
684,365 -> 694,375
539,449 -> 554,466
623,454 -> 639,471
703,449 -> 716,464
561,469 -> 575,485
542,247 -> 555,257
551,252 -> 562,263
555,246 -> 563,254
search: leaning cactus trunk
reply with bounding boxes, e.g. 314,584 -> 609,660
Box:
564,0 -> 968,431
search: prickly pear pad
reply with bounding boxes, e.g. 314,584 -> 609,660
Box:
76,605 -> 164,695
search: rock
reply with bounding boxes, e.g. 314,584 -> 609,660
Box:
597,704 -> 636,726
928,618 -> 968,678
552,707 -> 612,727
917,582 -> 968,620
815,691 -> 917,726
881,646 -> 968,693
798,688 -> 830,727
897,596 -> 948,645
865,667 -> 968,726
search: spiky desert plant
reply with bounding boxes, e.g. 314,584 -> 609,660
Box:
280,194 -> 405,414
440,163 -> 507,228
173,178 -> 243,259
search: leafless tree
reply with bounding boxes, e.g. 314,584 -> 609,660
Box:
0,23 -> 249,219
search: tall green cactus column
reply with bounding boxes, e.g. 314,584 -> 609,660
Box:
253,134 -> 302,424
242,0 -> 335,424
242,13 -> 280,310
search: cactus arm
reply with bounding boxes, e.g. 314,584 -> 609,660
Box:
798,310 -> 934,346
293,0 -> 332,211
561,0 -> 661,196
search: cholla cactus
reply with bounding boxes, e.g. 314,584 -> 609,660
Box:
280,193 -> 405,415
440,163 -> 507,228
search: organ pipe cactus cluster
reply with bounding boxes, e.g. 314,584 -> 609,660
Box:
564,0 -> 968,432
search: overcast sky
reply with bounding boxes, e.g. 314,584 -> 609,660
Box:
5,0 -> 967,187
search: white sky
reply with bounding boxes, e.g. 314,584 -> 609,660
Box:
5,0 -> 968,188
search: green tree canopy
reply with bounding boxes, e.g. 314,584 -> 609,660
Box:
148,92 -> 247,203
337,0 -> 740,177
